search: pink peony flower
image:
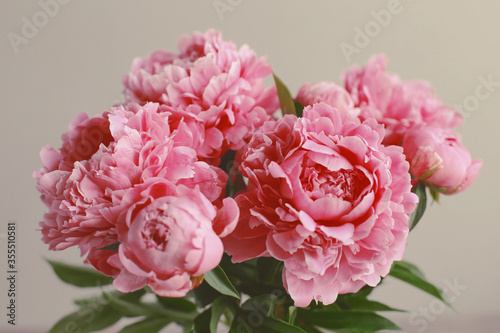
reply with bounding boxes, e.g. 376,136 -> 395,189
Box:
34,112 -> 113,177
97,180 -> 237,297
122,29 -> 279,164
85,179 -> 238,293
34,112 -> 117,253
295,82 -> 355,115
35,102 -> 233,259
342,55 -> 463,145
223,102 -> 417,307
402,126 -> 482,194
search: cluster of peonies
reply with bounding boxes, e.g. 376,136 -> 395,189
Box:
35,30 -> 481,306
34,103 -> 240,296
296,55 -> 482,194
34,29 -> 277,296
122,29 -> 279,165
341,55 -> 482,193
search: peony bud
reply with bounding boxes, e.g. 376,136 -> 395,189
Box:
403,126 -> 482,194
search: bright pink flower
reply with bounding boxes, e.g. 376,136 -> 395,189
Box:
402,126 -> 482,194
223,102 -> 417,307
122,29 -> 279,164
343,55 -> 463,145
35,103 -> 232,259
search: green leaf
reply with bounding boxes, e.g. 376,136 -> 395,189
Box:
333,330 -> 382,333
409,181 -> 427,231
219,149 -> 237,174
262,318 -> 308,333
317,302 -> 342,312
238,282 -> 286,298
119,317 -> 172,333
194,308 -> 212,333
294,101 -> 304,117
419,163 -> 443,180
99,242 -> 120,251
210,296 -> 229,333
429,188 -> 440,202
219,254 -> 259,283
273,73 -> 297,116
427,183 -> 446,203
156,295 -> 197,313
393,261 -> 425,279
352,285 -> 376,298
204,266 -> 240,299
74,295 -> 101,307
230,308 -> 310,333
389,261 -> 451,307
48,301 -> 122,333
228,314 -> 253,333
241,294 -> 278,317
106,292 -> 196,321
336,281 -> 403,313
296,323 -> 323,333
47,259 -> 113,287
336,296 -> 404,312
287,306 -> 297,325
118,289 -> 147,302
229,309 -> 306,333
218,150 -> 246,198
299,310 -> 401,331
257,257 -> 283,285
192,280 -> 222,307
74,289 -> 145,307
106,295 -> 167,317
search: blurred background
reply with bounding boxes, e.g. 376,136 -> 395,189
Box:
1,1 -> 499,332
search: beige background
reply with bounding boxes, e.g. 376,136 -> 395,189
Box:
1,1 -> 499,332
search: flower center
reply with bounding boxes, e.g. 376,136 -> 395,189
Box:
301,166 -> 369,202
141,217 -> 172,251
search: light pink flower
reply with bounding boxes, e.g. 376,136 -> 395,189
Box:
343,55 -> 463,145
402,126 -> 482,194
35,112 -> 113,175
295,82 -> 355,115
34,112 -> 117,253
35,103 -> 232,259
122,29 -> 279,164
223,102 -> 417,307
96,180 -> 237,297
85,180 -> 238,286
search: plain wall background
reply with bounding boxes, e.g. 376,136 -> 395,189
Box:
1,1 -> 499,332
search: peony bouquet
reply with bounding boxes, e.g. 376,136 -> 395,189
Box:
35,29 -> 481,332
